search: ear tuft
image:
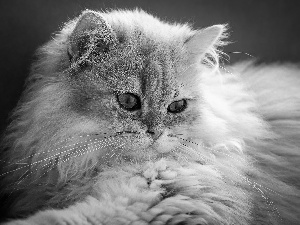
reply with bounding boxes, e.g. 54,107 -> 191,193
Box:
185,24 -> 228,67
68,10 -> 116,64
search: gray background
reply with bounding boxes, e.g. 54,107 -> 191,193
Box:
0,0 -> 300,133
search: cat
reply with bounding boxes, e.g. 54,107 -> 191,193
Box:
0,8 -> 300,225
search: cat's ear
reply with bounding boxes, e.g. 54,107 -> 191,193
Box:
68,10 -> 116,63
185,25 -> 227,66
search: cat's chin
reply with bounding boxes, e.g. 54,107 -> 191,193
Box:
150,132 -> 178,154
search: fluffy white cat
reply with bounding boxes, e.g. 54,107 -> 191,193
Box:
0,9 -> 299,225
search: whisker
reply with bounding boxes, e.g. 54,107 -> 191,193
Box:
173,135 -> 203,147
15,163 -> 56,194
65,142 -> 126,167
169,133 -> 183,136
60,137 -> 121,164
174,136 -> 244,162
9,158 -> 56,187
177,143 -> 210,164
1,137 -> 116,177
227,51 -> 254,58
219,64 -> 233,75
8,160 -> 55,195
14,169 -> 29,184
5,141 -> 121,195
0,159 -> 10,163
4,134 -> 116,168
11,141 -> 126,194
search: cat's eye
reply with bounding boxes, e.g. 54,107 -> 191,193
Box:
167,99 -> 187,113
117,93 -> 141,111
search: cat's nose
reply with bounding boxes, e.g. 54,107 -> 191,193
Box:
146,129 -> 163,141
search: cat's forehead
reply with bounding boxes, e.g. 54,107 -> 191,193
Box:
91,28 -> 187,100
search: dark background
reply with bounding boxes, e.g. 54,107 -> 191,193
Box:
0,0 -> 300,133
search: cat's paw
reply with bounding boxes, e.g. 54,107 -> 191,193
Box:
143,159 -> 168,180
143,159 -> 179,190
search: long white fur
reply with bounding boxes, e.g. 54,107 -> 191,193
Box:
1,9 -> 300,225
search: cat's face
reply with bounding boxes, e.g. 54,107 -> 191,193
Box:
67,18 -> 201,159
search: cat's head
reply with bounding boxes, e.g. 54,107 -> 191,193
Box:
56,10 -> 228,158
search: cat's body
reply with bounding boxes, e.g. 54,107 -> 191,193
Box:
0,9 -> 299,225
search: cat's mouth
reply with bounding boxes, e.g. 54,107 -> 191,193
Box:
114,130 -> 153,150
114,129 -> 179,155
